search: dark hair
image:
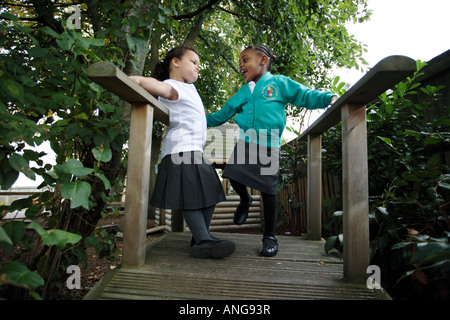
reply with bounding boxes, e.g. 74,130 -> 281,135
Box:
153,45 -> 198,81
245,45 -> 277,71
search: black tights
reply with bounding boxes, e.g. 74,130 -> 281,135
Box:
230,179 -> 277,238
184,205 -> 216,244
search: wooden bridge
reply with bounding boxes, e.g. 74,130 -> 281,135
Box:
85,55 -> 416,300
84,232 -> 387,300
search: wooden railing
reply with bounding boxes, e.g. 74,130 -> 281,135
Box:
88,62 -> 169,268
297,55 -> 416,283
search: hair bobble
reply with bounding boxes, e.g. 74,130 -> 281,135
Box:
272,54 -> 277,60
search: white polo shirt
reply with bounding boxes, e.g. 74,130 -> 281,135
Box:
158,79 -> 207,159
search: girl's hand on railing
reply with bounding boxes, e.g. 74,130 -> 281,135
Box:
330,95 -> 338,105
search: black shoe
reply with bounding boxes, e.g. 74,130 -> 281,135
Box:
191,239 -> 236,259
233,195 -> 252,225
260,236 -> 278,257
190,235 -> 221,247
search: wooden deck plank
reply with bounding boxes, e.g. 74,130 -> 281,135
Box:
85,232 -> 389,300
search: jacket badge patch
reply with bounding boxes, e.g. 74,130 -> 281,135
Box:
262,85 -> 278,100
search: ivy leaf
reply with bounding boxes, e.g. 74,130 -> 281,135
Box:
60,181 -> 91,209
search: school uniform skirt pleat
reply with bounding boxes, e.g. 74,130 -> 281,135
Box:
150,151 -> 226,210
222,139 -> 280,195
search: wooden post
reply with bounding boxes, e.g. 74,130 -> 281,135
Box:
307,134 -> 322,240
294,55 -> 416,284
122,103 -> 154,268
87,62 -> 169,269
341,103 -> 370,283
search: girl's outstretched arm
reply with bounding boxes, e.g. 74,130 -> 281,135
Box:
129,76 -> 178,101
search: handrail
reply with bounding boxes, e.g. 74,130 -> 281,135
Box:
299,56 -> 417,140
87,62 -> 169,124
294,55 -> 416,283
87,62 -> 169,268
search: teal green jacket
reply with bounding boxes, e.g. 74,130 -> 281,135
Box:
206,72 -> 335,148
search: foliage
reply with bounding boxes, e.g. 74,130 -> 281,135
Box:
367,73 -> 450,298
0,220 -> 83,299
0,0 -> 370,299
0,1 -> 134,299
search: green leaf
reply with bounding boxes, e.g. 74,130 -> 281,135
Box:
325,236 -> 337,254
60,181 -> 91,209
0,165 -> 19,190
325,234 -> 343,254
0,261 -> 44,290
8,154 -> 35,180
72,246 -> 88,269
2,221 -> 26,246
40,26 -> 60,38
28,221 -> 82,250
438,181 -> 450,190
0,78 -> 24,102
0,12 -> 20,21
74,112 -> 89,120
410,242 -> 450,266
401,130 -> 421,137
8,154 -> 28,172
46,229 -> 82,250
56,32 -> 74,51
84,38 -> 105,47
0,225 -> 13,246
385,104 -> 394,114
425,154 -> 439,169
71,167 -> 94,179
28,46 -> 49,58
9,197 -> 33,211
57,158 -> 94,179
92,143 -> 112,163
27,221 -> 46,236
377,136 -> 392,146
95,172 -> 111,190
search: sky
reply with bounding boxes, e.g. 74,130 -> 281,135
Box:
12,0 -> 450,188
284,0 -> 450,140
335,0 -> 450,86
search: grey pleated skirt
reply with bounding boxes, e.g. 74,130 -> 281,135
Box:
222,140 -> 280,195
150,151 -> 226,210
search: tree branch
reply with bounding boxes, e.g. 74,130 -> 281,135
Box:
183,12 -> 206,47
173,0 -> 221,20
199,34 -> 240,75
217,5 -> 265,25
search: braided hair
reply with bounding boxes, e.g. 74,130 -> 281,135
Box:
153,45 -> 198,81
245,45 -> 277,71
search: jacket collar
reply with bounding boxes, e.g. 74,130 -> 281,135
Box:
246,72 -> 272,94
